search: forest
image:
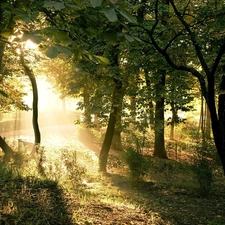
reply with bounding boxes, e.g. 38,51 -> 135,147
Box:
1,0 -> 225,224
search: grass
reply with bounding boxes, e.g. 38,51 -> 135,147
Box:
1,123 -> 225,224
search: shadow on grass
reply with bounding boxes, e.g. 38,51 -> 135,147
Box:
0,169 -> 73,225
101,164 -> 225,225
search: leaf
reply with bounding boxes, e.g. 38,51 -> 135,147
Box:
124,34 -> 134,42
74,51 -> 83,61
133,36 -> 142,42
54,32 -> 72,44
22,33 -> 43,44
100,8 -> 118,22
1,29 -> 13,38
13,15 -> 30,23
95,56 -> 110,65
12,8 -> 30,23
118,10 -> 137,24
56,45 -> 73,56
29,35 -> 43,44
0,90 -> 8,98
101,31 -> 118,45
90,0 -> 102,8
45,46 -> 59,58
43,1 -> 65,10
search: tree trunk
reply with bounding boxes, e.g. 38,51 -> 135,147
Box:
170,102 -> 178,140
83,83 -> 91,124
20,51 -> 41,152
208,81 -> 225,175
205,102 -> 211,138
93,114 -> 100,131
0,45 -> 4,72
111,128 -> 123,151
111,97 -> 123,151
130,96 -> 136,121
0,5 -> 5,72
0,136 -> 14,161
153,72 -> 168,159
99,79 -> 123,172
144,71 -> 155,128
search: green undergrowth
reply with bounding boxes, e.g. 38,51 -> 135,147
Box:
1,139 -> 225,225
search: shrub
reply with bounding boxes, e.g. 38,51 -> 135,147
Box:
0,162 -> 14,190
192,141 -> 214,197
123,147 -> 149,185
39,148 -> 86,189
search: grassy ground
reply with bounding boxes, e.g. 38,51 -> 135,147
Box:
1,126 -> 225,225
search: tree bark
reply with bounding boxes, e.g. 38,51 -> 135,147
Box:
208,79 -> 225,175
111,126 -> 123,151
99,79 -> 123,172
147,0 -> 225,174
210,103 -> 225,174
145,70 -> 155,128
170,102 -> 178,140
111,97 -> 123,151
0,136 -> 14,161
20,50 -> 41,151
83,83 -> 91,124
153,72 -> 168,158
205,102 -> 211,138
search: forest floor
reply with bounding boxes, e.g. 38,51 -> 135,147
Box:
1,125 -> 225,225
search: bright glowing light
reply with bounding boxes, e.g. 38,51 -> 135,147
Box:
25,39 -> 37,50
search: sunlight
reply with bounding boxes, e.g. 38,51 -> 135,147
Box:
24,39 -> 37,50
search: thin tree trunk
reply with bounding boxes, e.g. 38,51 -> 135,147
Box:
0,4 -> 5,72
20,50 -> 40,152
0,136 -> 14,161
144,71 -> 155,128
99,79 -> 123,172
198,94 -> 204,134
170,102 -> 177,140
83,83 -> 91,124
130,96 -> 136,121
205,102 -> 211,138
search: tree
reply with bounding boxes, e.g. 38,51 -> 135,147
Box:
166,70 -> 194,139
19,47 -> 41,151
92,0 -> 225,174
138,0 -> 225,174
153,69 -> 167,158
99,44 -> 127,172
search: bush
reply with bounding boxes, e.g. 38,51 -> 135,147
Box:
192,141 -> 214,197
39,148 -> 86,189
0,162 -> 14,190
123,147 -> 149,185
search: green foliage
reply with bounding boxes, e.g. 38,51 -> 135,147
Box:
0,162 -> 14,190
123,147 -> 149,185
90,0 -> 102,8
35,147 -> 86,189
100,8 -> 118,22
147,157 -> 193,189
192,141 -> 215,197
209,218 -> 225,225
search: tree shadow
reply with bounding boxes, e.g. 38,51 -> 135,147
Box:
0,175 -> 73,225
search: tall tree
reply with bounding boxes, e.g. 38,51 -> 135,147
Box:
20,47 -> 41,149
142,0 -> 225,174
153,70 -> 167,158
99,45 -> 126,172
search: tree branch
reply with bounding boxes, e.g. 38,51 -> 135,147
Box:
168,0 -> 210,77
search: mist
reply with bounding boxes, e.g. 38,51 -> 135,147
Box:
0,78 -> 80,148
